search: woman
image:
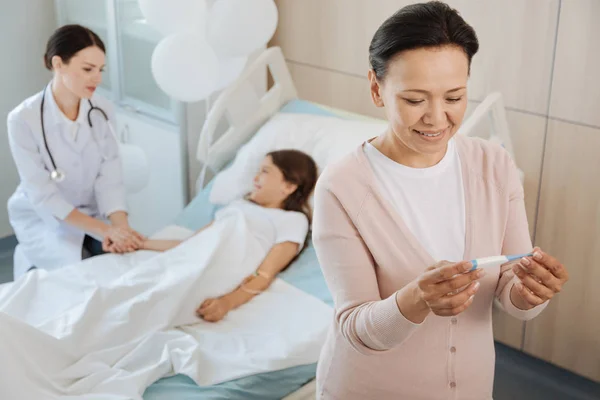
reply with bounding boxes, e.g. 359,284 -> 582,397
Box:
7,24 -> 143,279
312,2 -> 569,399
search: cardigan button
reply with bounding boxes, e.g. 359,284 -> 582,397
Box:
451,317 -> 458,325
450,382 -> 457,389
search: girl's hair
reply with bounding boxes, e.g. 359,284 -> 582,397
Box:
369,1 -> 479,81
44,24 -> 106,70
267,149 -> 318,261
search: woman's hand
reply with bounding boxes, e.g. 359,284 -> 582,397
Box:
510,247 -> 568,310
397,260 -> 485,323
196,297 -> 232,322
102,226 -> 145,253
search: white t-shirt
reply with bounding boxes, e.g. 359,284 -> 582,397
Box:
364,139 -> 465,262
214,199 -> 309,254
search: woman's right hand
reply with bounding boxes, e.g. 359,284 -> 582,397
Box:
397,261 -> 485,323
102,226 -> 145,253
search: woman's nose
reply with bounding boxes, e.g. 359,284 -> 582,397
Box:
93,72 -> 102,85
422,101 -> 448,127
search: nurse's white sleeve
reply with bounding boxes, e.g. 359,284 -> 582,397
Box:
7,115 -> 75,220
94,106 -> 127,217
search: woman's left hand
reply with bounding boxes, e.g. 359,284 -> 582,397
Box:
511,247 -> 569,309
196,297 -> 232,322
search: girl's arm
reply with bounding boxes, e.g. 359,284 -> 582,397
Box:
197,241 -> 300,322
141,222 -> 214,252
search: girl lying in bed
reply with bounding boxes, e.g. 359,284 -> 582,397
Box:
105,149 -> 318,322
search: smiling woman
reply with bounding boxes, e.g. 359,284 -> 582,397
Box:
311,1 -> 569,399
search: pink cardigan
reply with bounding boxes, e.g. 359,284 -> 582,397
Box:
312,136 -> 547,400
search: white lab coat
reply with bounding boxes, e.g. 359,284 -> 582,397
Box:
6,84 -> 127,279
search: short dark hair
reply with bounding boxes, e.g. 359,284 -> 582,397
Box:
369,1 -> 479,81
44,24 -> 106,70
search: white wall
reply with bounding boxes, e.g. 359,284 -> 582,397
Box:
0,2 -> 56,238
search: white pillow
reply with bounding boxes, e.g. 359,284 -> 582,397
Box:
209,113 -> 387,206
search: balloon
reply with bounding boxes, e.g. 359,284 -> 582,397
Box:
212,56 -> 247,92
151,33 -> 219,102
139,0 -> 207,36
207,0 -> 278,57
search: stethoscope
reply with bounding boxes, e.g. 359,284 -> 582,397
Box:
40,85 -> 118,182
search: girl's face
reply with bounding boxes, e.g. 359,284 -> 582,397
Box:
249,156 -> 298,208
369,45 -> 469,166
53,45 -> 105,99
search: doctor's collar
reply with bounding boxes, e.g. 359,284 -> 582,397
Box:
45,83 -> 89,127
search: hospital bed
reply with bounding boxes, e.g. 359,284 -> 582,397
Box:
143,46 -> 521,400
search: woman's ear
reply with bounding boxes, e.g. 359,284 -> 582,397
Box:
51,55 -> 63,71
368,69 -> 384,108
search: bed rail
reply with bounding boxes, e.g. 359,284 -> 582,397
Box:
196,46 -> 298,172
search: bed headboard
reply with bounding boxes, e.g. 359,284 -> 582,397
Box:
196,46 -> 298,172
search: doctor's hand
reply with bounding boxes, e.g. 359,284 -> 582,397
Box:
102,226 -> 145,253
510,247 -> 568,310
397,260 -> 485,323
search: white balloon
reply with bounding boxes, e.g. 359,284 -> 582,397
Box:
212,56 -> 247,92
151,33 -> 219,102
208,0 -> 278,57
139,0 -> 207,36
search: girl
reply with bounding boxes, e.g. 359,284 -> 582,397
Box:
106,149 -> 318,322
0,149 -> 320,399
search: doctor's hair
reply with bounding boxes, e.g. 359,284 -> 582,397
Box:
369,1 -> 479,81
44,24 -> 106,70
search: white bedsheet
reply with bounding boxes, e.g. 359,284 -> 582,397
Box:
0,210 -> 332,400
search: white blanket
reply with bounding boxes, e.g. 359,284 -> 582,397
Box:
0,210 -> 332,400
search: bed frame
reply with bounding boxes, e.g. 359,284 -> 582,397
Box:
196,46 -> 520,400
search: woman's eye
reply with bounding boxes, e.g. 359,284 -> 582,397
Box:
404,99 -> 424,105
447,97 -> 463,103
83,68 -> 92,72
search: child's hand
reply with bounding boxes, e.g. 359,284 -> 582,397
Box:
196,297 -> 231,322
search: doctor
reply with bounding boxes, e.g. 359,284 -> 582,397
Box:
7,24 -> 144,279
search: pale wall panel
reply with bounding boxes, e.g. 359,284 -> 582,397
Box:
524,120 -> 600,382
446,0 -> 559,114
287,61 -> 385,119
549,0 -> 600,127
273,0 -> 559,114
